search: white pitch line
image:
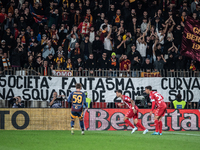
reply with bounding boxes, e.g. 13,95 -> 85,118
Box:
163,132 -> 200,137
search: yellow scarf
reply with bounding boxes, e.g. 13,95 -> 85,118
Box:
87,14 -> 93,24
67,63 -> 72,69
181,16 -> 185,22
115,14 -> 121,23
63,0 -> 69,8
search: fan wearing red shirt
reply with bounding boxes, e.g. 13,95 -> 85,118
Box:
116,90 -> 148,134
144,86 -> 167,135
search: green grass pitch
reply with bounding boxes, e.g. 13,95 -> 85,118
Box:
0,130 -> 200,150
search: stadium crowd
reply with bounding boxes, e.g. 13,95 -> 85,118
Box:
0,0 -> 200,77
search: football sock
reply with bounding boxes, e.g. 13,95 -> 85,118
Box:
79,120 -> 84,131
136,122 -> 145,130
124,119 -> 135,128
159,121 -> 163,133
154,119 -> 159,132
71,121 -> 74,128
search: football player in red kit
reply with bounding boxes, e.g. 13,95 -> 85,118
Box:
144,86 -> 167,135
116,90 -> 148,134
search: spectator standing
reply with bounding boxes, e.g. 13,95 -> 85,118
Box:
119,55 -> 131,76
80,34 -> 92,60
103,25 -> 113,57
108,52 -> 119,76
42,40 -> 55,59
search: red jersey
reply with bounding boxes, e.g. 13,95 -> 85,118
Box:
149,91 -> 166,108
121,95 -> 138,110
120,59 -> 131,71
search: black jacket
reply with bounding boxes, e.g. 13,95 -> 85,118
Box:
97,58 -> 109,70
85,58 -> 96,70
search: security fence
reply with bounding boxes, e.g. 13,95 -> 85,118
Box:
0,99 -> 199,109
1,67 -> 200,77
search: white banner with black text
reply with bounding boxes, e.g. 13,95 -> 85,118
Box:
0,75 -> 200,102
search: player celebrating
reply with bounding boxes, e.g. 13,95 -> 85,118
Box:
67,83 -> 87,135
144,86 -> 167,135
116,90 -> 148,134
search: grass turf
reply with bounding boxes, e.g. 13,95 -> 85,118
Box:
0,130 -> 200,150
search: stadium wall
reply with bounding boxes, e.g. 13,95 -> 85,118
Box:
0,75 -> 200,102
0,109 -> 199,131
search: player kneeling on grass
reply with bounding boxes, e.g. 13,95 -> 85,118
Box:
116,90 -> 148,134
144,86 -> 167,135
67,83 -> 88,135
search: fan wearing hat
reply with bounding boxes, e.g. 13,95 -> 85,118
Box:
108,52 -> 119,76
0,40 -> 8,55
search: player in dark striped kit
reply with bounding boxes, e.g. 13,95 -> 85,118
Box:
67,83 -> 87,135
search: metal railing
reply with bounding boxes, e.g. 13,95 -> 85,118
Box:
1,67 -> 200,77
0,99 -> 199,109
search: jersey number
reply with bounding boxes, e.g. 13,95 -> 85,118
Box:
73,95 -> 82,104
154,93 -> 162,103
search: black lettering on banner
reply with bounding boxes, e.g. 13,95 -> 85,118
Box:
0,88 -> 5,99
27,76 -> 33,88
161,78 -> 168,90
114,97 -> 121,102
67,90 -> 71,96
169,90 -> 177,101
12,111 -> 29,129
50,89 -> 56,98
186,90 -> 193,102
183,78 -> 192,89
176,78 -> 183,90
191,78 -> 200,90
59,90 -> 66,96
95,79 -> 105,91
62,77 -> 68,89
22,89 -> 31,100
24,76 -> 26,88
41,89 -> 48,101
169,78 -> 175,89
125,78 -> 134,90
132,89 -> 140,100
115,78 -> 124,90
80,78 -> 87,90
140,87 -> 144,94
68,78 -> 77,89
0,111 -> 9,129
88,78 -> 95,90
6,89 -> 14,99
92,90 -> 99,102
8,76 -> 15,88
34,76 -> 40,88
123,91 -> 131,98
106,78 -> 115,90
40,77 -> 49,88
0,75 -> 6,87
32,89 -> 40,100
17,76 -> 23,89
99,91 -> 105,102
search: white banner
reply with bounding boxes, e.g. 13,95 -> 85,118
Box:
0,75 -> 200,102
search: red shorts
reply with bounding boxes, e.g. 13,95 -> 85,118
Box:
154,106 -> 167,117
125,109 -> 138,119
